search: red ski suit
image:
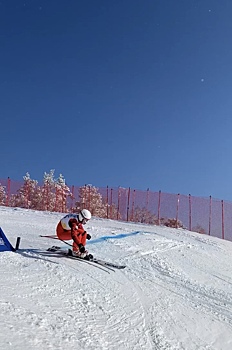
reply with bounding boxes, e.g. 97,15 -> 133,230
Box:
56,214 -> 87,252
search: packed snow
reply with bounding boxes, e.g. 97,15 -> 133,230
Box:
0,206 -> 232,350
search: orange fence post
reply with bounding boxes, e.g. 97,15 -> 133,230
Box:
209,195 -> 212,236
117,187 -> 120,220
188,194 -> 192,231
110,188 -> 113,219
146,188 -> 149,212
176,193 -> 180,228
158,190 -> 161,225
131,189 -> 135,222
106,186 -> 109,219
221,200 -> 224,240
127,187 -> 130,222
6,177 -> 11,207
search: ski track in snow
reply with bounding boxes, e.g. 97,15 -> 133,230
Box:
1,207 -> 232,349
113,236 -> 232,349
0,250 -> 150,350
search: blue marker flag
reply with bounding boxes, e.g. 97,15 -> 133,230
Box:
0,227 -> 15,252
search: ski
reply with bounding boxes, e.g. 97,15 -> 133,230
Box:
66,254 -> 115,272
45,248 -> 112,273
46,246 -> 116,272
91,258 -> 126,270
46,246 -> 126,270
42,239 -> 126,269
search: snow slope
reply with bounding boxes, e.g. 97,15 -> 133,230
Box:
0,206 -> 232,350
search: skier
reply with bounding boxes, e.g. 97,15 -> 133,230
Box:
56,209 -> 92,259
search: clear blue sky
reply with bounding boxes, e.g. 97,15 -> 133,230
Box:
1,0 -> 232,200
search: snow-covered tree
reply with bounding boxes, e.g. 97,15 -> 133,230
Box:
131,206 -> 158,224
73,185 -> 107,217
9,173 -> 40,209
72,185 -> 121,219
160,217 -> 185,228
9,170 -> 71,212
40,170 -> 57,211
35,170 -> 72,212
107,202 -> 119,220
192,224 -> 206,234
54,173 -> 72,213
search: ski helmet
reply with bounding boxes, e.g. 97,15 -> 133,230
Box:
79,209 -> 91,223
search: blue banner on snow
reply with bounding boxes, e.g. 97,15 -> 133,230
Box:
87,231 -> 141,245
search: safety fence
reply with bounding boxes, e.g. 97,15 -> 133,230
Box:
0,177 -> 232,241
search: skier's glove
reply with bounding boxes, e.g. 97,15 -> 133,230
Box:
78,244 -> 86,253
87,233 -> 91,240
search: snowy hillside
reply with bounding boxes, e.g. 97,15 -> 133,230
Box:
0,206 -> 232,350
